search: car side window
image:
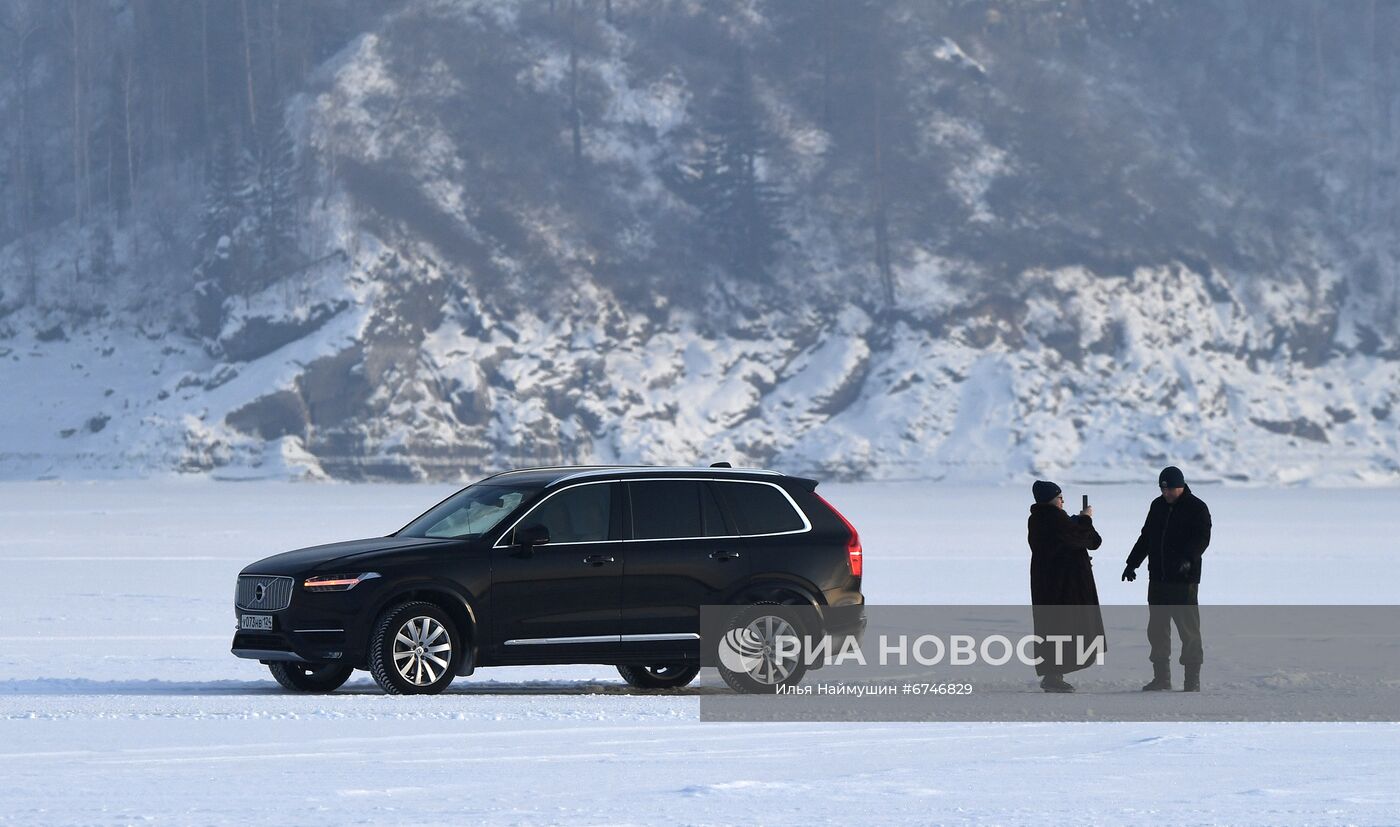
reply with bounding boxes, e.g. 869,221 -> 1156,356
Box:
518,484 -> 612,544
700,483 -> 729,537
716,482 -> 805,535
629,480 -> 728,540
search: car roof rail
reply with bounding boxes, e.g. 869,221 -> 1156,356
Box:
486,465 -> 638,479
552,466 -> 783,485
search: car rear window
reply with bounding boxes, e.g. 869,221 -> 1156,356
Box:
716,482 -> 806,536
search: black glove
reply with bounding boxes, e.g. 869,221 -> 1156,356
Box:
1121,565 -> 1137,582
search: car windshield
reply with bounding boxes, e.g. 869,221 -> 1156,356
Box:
397,483 -> 541,540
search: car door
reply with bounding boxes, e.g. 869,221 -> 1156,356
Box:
619,479 -> 750,643
489,481 -> 625,658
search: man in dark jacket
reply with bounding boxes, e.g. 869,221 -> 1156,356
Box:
1121,466 -> 1212,692
1028,480 -> 1105,693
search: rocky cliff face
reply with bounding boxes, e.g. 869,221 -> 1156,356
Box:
2,1 -> 1398,484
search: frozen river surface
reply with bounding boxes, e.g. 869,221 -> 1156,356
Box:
1,480 -> 1396,825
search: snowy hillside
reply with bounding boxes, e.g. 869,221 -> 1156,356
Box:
2,1 -> 1399,483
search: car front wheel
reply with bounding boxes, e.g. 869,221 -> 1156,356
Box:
267,661 -> 354,693
368,600 -> 460,695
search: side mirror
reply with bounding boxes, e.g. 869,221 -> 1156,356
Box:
514,523 -> 550,552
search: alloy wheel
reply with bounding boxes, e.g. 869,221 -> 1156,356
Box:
641,664 -> 690,680
392,615 -> 452,686
744,614 -> 799,685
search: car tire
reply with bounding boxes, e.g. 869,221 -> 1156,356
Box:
267,661 -> 354,693
715,603 -> 811,694
616,663 -> 701,690
368,600 -> 461,695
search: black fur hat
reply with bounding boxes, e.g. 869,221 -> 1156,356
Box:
1032,480 -> 1062,504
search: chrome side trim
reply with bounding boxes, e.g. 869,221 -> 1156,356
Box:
503,634 -> 620,646
502,632 -> 701,646
491,477 -> 811,550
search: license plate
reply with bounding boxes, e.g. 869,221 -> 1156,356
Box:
240,614 -> 273,631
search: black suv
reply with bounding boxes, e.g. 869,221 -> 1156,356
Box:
232,466 -> 865,694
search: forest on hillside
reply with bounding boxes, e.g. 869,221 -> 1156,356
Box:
2,2 -> 1398,482
4,1 -> 1399,346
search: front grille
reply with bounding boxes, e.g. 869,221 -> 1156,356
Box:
236,575 -> 293,611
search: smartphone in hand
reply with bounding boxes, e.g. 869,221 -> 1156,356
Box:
1082,494 -> 1089,511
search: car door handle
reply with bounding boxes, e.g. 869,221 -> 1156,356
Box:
709,550 -> 741,561
583,555 -> 616,566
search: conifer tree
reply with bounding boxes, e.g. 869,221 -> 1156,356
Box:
686,56 -> 785,283
198,133 -> 241,256
246,106 -> 299,282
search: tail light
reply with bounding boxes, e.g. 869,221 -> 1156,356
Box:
815,493 -> 862,578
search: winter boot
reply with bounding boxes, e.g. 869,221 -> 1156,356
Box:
1182,664 -> 1200,692
1142,663 -> 1172,691
1040,673 -> 1074,693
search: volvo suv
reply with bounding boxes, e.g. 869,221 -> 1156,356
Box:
231,465 -> 865,694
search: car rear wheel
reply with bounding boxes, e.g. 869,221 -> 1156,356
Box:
267,661 -> 354,693
616,663 -> 700,689
368,600 -> 460,695
715,603 -> 810,694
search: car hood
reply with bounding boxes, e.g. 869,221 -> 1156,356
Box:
240,536 -> 459,576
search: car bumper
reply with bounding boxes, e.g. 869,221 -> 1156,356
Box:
231,627 -> 353,664
824,603 -> 867,640
233,593 -> 370,665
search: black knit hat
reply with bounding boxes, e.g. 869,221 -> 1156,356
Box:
1032,480 -> 1062,504
1158,466 -> 1186,488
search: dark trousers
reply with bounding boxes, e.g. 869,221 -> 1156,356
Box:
1147,582 -> 1202,666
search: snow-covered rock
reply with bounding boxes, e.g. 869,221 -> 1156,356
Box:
2,1 -> 1398,485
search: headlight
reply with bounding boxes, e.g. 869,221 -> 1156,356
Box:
303,572 -> 380,592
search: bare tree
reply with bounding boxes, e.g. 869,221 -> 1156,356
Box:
241,0 -> 258,132
568,0 -> 582,172
66,0 -> 88,226
200,0 -> 211,140
821,0 -> 834,127
122,45 -> 139,247
871,76 -> 893,308
0,2 -> 44,301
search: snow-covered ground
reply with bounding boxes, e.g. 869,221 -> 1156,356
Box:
1,481 -> 1397,824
